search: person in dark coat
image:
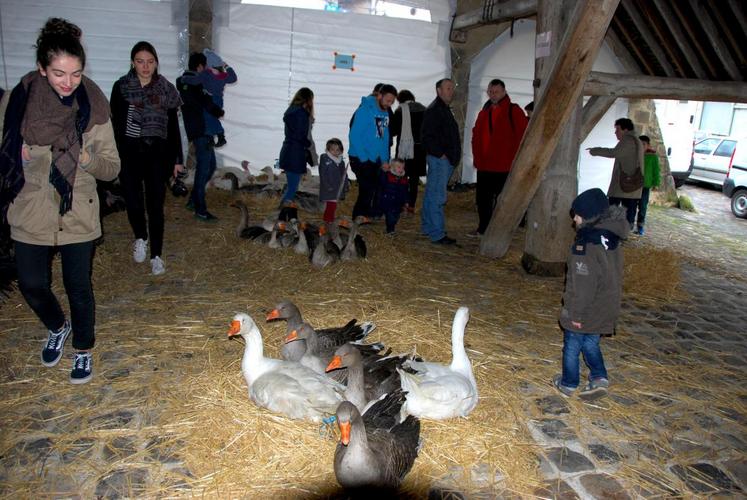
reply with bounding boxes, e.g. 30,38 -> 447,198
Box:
177,52 -> 225,222
319,138 -> 348,224
390,90 -> 426,214
378,159 -> 409,234
420,78 -> 461,245
278,87 -> 314,210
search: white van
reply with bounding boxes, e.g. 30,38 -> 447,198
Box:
689,136 -> 741,187
659,122 -> 694,188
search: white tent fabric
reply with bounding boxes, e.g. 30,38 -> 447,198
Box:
462,18 -> 628,194
0,0 -> 188,97
212,2 -> 452,174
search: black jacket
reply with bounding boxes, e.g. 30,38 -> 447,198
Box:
176,71 -> 224,142
421,96 -> 461,166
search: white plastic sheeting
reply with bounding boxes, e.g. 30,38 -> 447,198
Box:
461,18 -> 629,194
0,0 -> 188,96
212,2 -> 452,174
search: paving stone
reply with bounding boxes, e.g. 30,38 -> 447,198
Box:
15,437 -> 54,466
104,367 -> 130,380
428,488 -> 465,500
470,462 -> 504,487
89,410 -> 136,430
533,479 -> 579,499
535,395 -> 569,416
635,443 -> 673,461
102,436 -> 138,460
670,463 -> 742,494
536,419 -> 577,441
717,432 -> 747,452
608,394 -> 637,406
579,473 -> 630,499
99,350 -> 127,362
720,459 -> 747,490
588,444 -> 621,464
545,447 -> 594,474
671,437 -> 711,455
147,437 -> 183,464
94,468 -> 149,498
60,438 -> 96,464
632,474 -> 681,498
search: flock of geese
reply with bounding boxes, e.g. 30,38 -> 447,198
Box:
232,200 -> 367,268
227,300 -> 478,492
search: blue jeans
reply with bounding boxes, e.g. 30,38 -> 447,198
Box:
282,171 -> 303,204
636,187 -> 650,228
561,330 -> 608,389
421,155 -> 453,241
191,136 -> 217,215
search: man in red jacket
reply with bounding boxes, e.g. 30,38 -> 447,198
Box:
470,79 -> 528,236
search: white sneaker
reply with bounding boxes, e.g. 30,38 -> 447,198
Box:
150,256 -> 165,275
133,238 -> 147,263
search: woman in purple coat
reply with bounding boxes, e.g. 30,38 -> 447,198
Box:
278,88 -> 313,211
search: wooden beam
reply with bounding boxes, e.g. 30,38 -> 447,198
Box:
610,18 -> 655,75
636,0 -> 686,78
620,0 -> 675,77
726,0 -> 747,36
603,29 -> 641,74
670,0 -> 717,78
687,0 -> 741,81
708,2 -> 746,71
584,71 -> 747,102
453,0 -> 537,31
650,0 -> 707,80
580,95 -> 616,141
479,0 -> 621,259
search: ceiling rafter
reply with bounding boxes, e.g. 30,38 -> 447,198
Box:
650,0 -> 707,80
620,0 -> 675,77
687,0 -> 740,80
707,2 -> 745,72
635,0 -> 686,78
669,0 -> 718,78
610,16 -> 654,75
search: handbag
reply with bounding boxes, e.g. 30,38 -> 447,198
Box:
619,167 -> 643,192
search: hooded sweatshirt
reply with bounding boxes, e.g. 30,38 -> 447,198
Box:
348,95 -> 390,163
559,205 -> 629,335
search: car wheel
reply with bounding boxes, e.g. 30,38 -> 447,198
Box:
731,189 -> 747,219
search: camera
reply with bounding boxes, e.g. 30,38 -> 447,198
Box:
170,170 -> 189,197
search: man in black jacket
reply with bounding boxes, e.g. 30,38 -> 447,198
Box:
420,78 -> 461,245
177,53 -> 225,222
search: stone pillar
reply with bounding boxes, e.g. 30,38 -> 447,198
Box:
189,0 -> 213,53
628,98 -> 679,205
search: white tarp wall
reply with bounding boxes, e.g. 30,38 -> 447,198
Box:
462,18 -> 628,194
0,0 -> 187,98
212,1 -> 453,174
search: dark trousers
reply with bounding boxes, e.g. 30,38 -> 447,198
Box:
350,156 -> 381,219
476,171 -> 509,234
404,157 -> 424,208
384,210 -> 401,233
15,240 -> 96,350
190,135 -> 217,215
609,197 -> 638,228
636,188 -> 651,228
119,138 -> 169,258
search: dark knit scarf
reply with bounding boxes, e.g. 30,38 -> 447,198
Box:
119,69 -> 181,139
0,71 -> 109,220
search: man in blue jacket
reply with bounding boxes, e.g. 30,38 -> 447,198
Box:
348,84 -> 397,222
177,52 -> 225,222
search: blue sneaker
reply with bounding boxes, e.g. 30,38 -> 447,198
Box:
41,321 -> 71,367
637,226 -> 645,236
552,374 -> 576,398
70,352 -> 93,384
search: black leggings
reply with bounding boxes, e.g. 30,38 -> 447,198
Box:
350,157 -> 382,219
119,138 -> 169,258
15,240 -> 96,350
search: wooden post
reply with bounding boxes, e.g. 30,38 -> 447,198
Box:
522,0 -> 581,277
479,0 -> 620,259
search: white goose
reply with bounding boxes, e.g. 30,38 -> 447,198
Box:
397,307 -> 478,420
227,313 -> 345,422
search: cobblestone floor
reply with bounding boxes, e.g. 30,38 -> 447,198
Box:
0,185 -> 744,498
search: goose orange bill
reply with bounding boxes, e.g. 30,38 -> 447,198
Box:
325,355 -> 343,372
266,309 -> 280,321
284,330 -> 299,343
228,320 -> 241,336
338,420 -> 351,445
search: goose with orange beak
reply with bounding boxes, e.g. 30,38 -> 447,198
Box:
333,390 -> 420,491
227,312 -> 344,422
